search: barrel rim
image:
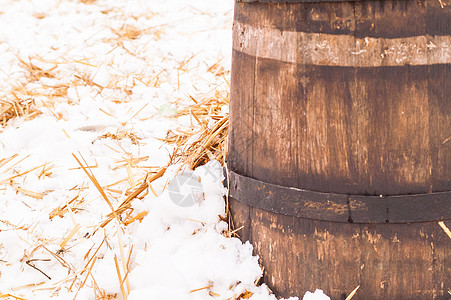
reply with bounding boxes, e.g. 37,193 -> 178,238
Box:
227,170 -> 451,224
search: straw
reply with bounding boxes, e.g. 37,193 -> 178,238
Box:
438,221 -> 451,239
345,285 -> 360,300
100,167 -> 166,228
0,293 -> 27,300
59,224 -> 82,249
163,90 -> 229,169
114,254 -> 128,300
189,285 -> 213,293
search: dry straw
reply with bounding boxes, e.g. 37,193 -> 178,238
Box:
164,88 -> 229,169
0,97 -> 40,126
438,221 -> 451,239
0,3 -> 235,298
345,285 -> 360,300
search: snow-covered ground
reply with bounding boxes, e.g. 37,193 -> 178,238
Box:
0,1 -> 329,299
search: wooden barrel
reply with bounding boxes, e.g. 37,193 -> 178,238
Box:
228,0 -> 451,299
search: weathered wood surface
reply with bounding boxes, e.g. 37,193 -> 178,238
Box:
228,0 -> 451,299
229,0 -> 451,195
231,197 -> 450,299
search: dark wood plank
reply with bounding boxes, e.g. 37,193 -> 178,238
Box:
246,63 -> 438,194
230,203 -> 451,299
429,64 -> 451,191
235,1 -> 437,38
252,56 -> 298,184
228,49 -> 256,177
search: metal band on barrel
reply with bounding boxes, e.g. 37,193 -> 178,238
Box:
227,170 -> 451,224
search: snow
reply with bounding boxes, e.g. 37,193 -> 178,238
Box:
302,290 -> 330,300
0,0 -> 329,299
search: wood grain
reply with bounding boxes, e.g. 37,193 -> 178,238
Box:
229,0 -> 451,195
228,0 -> 451,299
230,198 -> 450,299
